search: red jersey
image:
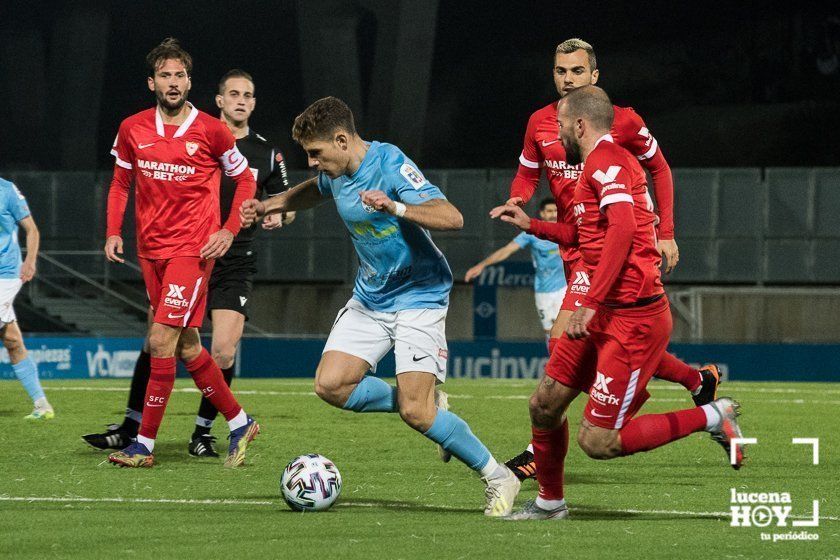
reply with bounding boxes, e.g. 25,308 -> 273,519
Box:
107,104 -> 255,259
511,101 -> 675,259
574,135 -> 663,305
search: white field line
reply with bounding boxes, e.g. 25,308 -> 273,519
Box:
40,386 -> 840,405
0,496 -> 836,522
39,383 -> 840,396
0,495 -> 273,506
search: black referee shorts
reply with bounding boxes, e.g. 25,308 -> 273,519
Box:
207,250 -> 257,320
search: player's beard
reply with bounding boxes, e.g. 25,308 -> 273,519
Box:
156,88 -> 189,113
562,135 -> 582,166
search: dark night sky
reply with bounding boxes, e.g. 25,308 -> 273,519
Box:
7,1 -> 840,170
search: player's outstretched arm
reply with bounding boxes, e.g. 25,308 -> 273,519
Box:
18,216 -> 39,283
241,178 -> 323,228
464,241 -> 521,282
359,190 -> 463,231
489,204 -> 577,247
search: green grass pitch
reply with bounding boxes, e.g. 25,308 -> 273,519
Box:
0,377 -> 837,559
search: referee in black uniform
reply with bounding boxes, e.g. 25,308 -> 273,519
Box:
82,69 -> 292,457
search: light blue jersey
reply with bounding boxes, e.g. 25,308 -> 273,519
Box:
317,141 -> 452,312
513,232 -> 566,293
0,178 -> 30,279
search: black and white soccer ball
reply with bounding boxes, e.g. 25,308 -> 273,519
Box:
280,454 -> 342,512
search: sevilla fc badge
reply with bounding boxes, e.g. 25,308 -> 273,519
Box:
185,142 -> 199,156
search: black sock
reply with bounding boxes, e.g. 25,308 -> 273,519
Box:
121,350 -> 151,437
193,363 -> 235,437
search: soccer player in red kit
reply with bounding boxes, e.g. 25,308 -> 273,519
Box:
104,38 -> 259,468
502,86 -> 746,520
503,38 -> 721,480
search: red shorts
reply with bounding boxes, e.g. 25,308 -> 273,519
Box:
139,256 -> 214,328
560,258 -> 590,312
545,296 -> 672,429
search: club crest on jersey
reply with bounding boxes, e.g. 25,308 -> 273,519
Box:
638,127 -> 653,148
592,166 -> 622,185
400,163 -> 427,189
185,141 -> 199,156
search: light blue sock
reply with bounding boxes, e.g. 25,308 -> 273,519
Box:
424,409 -> 491,471
13,357 -> 45,403
343,375 -> 398,413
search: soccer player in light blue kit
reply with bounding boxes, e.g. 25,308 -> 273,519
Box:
0,177 -> 54,419
240,97 -> 520,516
465,198 -> 567,337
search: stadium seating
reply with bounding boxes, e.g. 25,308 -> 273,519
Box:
2,167 -> 839,285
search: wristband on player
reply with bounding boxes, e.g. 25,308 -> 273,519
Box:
392,202 -> 407,217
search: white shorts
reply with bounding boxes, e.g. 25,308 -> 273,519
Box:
534,288 -> 566,331
323,299 -> 449,383
0,278 -> 21,324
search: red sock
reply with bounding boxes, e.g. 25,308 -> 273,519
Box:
619,407 -> 706,455
654,353 -> 701,392
185,348 -> 242,421
532,419 -> 569,500
138,357 -> 176,440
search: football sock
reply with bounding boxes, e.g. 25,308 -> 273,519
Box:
193,421 -> 212,438
423,409 -> 491,472
227,409 -> 248,431
194,364 -> 234,436
619,407 -> 707,455
532,420 -> 569,500
700,402 -> 721,430
137,435 -> 155,453
137,356 -> 176,441
654,353 -> 701,393
478,457 -> 509,480
184,348 -> 242,422
536,496 -> 567,510
123,349 -> 151,435
12,357 -> 45,403
343,375 -> 398,413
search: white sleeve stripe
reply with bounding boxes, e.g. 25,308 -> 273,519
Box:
269,149 -> 275,173
110,148 -> 118,157
114,157 -> 133,170
637,138 -> 658,160
519,153 -> 540,169
225,157 -> 249,177
599,193 -> 634,212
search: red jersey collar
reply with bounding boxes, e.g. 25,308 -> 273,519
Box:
594,133 -> 614,148
155,103 -> 199,138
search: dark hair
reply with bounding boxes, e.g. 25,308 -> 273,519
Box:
561,85 -> 614,131
218,69 -> 254,95
539,197 -> 557,211
146,37 -> 193,77
292,97 -> 357,143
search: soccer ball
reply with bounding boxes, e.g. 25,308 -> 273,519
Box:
280,454 -> 342,512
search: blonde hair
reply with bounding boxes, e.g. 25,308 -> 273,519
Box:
555,38 -> 596,70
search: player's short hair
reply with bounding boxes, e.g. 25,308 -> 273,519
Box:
561,85 -> 614,131
539,197 -> 556,211
146,37 -> 193,77
555,38 -> 597,71
292,97 -> 357,143
218,69 -> 254,94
